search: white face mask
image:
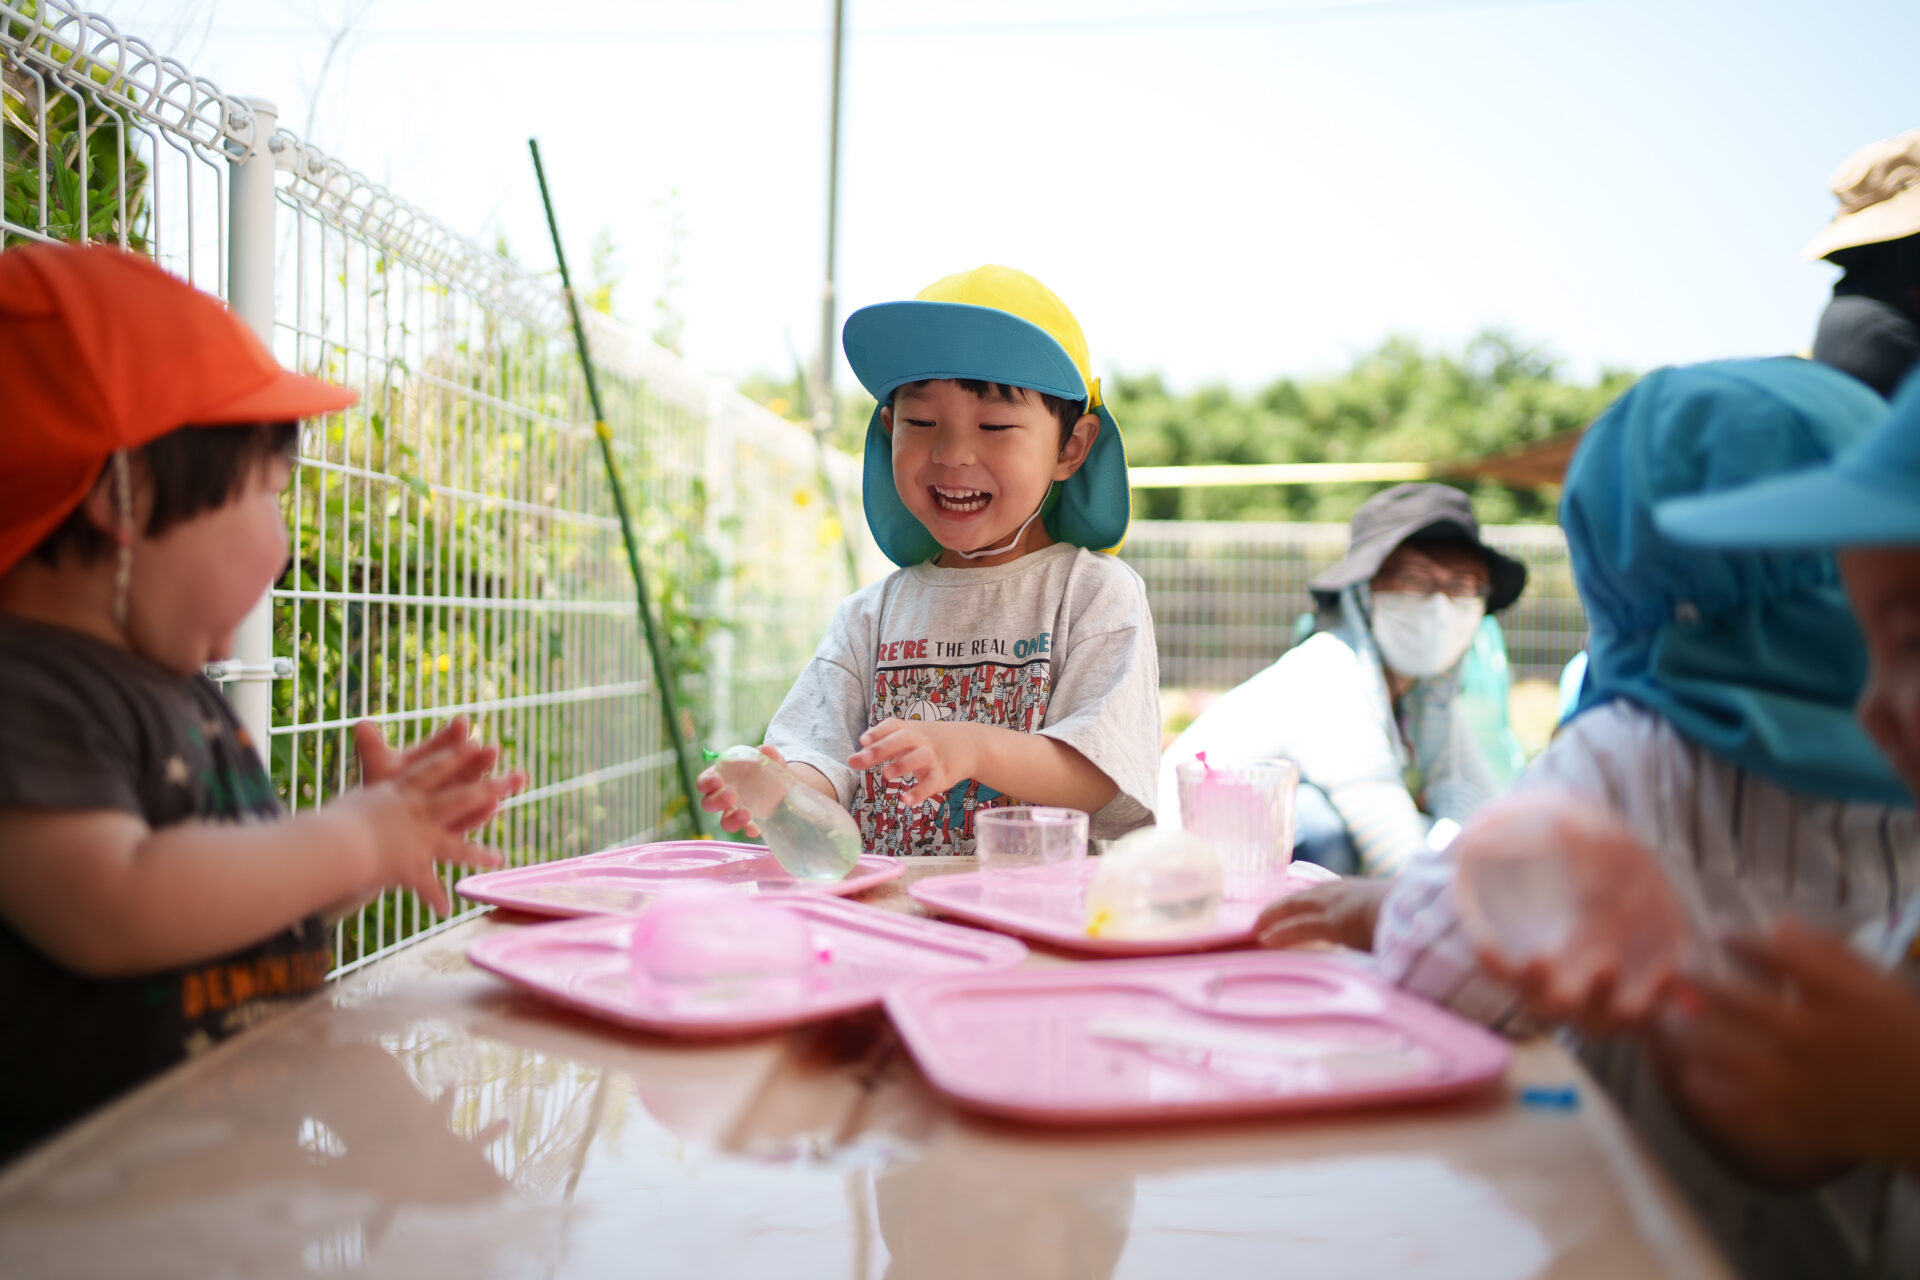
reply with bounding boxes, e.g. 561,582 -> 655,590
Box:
1370,591 -> 1485,679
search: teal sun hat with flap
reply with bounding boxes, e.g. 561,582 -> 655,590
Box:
1564,357 -> 1907,806
1655,367 -> 1920,550
841,265 -> 1130,567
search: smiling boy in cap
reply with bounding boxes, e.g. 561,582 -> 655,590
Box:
0,244 -> 523,1161
698,266 -> 1159,856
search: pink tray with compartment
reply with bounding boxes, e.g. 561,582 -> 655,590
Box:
907,859 -> 1338,956
885,951 -> 1510,1125
455,840 -> 904,918
469,896 -> 1027,1038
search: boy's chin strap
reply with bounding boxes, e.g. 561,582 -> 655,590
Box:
952,484 -> 1053,561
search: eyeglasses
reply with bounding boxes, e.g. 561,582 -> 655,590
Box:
1373,569 -> 1491,600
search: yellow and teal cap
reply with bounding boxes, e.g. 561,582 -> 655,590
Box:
842,265 -> 1130,567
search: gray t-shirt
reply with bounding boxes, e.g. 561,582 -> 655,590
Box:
768,543 -> 1160,857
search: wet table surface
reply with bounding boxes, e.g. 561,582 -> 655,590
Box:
0,858 -> 1730,1279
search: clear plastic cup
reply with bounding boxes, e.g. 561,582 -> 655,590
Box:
1175,758 -> 1298,901
975,806 -> 1089,875
976,806 -> 1088,914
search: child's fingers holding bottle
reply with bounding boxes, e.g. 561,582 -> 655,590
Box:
695,764 -> 760,838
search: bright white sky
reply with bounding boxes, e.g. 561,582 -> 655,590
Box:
94,0 -> 1920,393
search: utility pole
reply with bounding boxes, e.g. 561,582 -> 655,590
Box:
815,0 -> 862,587
816,0 -> 846,439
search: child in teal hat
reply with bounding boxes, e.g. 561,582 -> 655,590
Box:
697,266 -> 1159,856
1260,358 -> 1919,1278
1648,367 -> 1920,1264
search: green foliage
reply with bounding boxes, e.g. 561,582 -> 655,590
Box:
736,369 -> 875,454
2,8 -> 152,248
1116,331 -> 1634,525
585,228 -> 619,317
265,307 -> 721,968
737,330 -> 1628,526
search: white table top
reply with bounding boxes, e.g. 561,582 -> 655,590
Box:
0,857 -> 1730,1279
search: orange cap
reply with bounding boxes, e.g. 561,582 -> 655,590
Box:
0,243 -> 357,576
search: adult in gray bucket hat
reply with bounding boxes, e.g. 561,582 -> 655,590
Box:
1159,483 -> 1527,878
1307,482 -> 1528,614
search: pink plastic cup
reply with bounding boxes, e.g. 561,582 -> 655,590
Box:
1175,758 -> 1298,901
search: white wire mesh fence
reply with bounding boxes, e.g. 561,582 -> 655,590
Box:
3,0 -> 1592,978
3,0 -> 878,973
1120,520 -> 1587,690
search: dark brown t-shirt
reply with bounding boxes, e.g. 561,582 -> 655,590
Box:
0,618 -> 330,1162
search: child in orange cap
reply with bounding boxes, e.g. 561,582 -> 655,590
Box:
0,244 -> 524,1162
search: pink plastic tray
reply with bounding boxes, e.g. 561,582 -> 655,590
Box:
907,859 -> 1339,956
469,896 -> 1027,1038
885,952 -> 1510,1125
455,840 -> 905,918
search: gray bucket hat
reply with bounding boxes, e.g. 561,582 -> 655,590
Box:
1308,483 -> 1527,611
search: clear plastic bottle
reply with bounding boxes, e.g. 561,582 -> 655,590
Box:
1453,789 -> 1696,1011
1084,829 -> 1225,939
713,745 -> 863,882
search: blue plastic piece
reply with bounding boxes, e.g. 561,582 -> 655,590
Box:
1518,1085 -> 1580,1110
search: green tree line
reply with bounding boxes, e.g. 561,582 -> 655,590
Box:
745,330 -> 1634,527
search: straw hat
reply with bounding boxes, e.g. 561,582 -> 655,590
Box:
1803,128 -> 1920,261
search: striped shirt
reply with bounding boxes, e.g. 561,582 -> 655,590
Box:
1375,699 -> 1920,1278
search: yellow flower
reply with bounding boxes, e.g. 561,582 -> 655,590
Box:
793,488 -> 814,508
817,515 -> 843,548
437,653 -> 452,674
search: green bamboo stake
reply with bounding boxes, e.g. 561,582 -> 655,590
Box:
529,138 -> 706,838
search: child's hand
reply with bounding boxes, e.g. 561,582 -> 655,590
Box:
1255,879 -> 1387,951
337,728 -> 524,915
1478,949 -> 1671,1039
696,744 -> 787,837
849,719 -> 976,807
1659,917 -> 1920,1167
352,717 -> 522,834
355,716 -> 474,785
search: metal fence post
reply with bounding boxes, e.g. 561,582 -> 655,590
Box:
222,95 -> 280,761
705,377 -> 738,750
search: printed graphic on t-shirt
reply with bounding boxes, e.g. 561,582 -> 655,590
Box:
170,705 -> 330,1037
859,631 -> 1055,856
